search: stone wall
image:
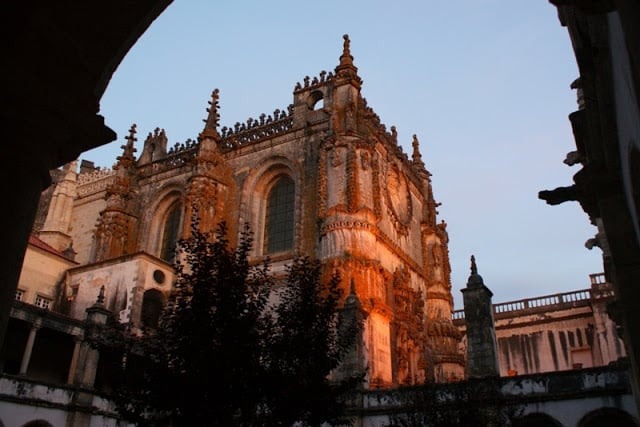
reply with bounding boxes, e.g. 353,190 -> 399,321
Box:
454,277 -> 626,377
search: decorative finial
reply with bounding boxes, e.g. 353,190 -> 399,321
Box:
96,285 -> 105,305
125,124 -> 137,147
390,126 -> 398,144
63,242 -> 77,261
342,34 -> 351,58
335,34 -> 361,85
466,254 -> 489,291
411,134 -> 424,165
201,89 -> 221,140
117,124 -> 137,166
345,277 -> 360,307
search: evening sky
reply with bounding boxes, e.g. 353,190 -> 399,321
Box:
85,1 -> 602,309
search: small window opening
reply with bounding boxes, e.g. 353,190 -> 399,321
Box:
141,289 -> 164,329
34,295 -> 51,310
308,90 -> 324,110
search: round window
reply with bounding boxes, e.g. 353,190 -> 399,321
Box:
153,269 -> 166,285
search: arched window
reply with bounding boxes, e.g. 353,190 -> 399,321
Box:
308,90 -> 324,110
141,289 -> 164,329
160,202 -> 181,262
264,176 -> 295,254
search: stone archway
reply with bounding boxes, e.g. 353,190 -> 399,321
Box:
22,421 -> 54,427
579,407 -> 638,427
513,413 -> 563,427
1,0 -> 173,352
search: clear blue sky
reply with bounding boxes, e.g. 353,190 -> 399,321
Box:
86,1 -> 602,309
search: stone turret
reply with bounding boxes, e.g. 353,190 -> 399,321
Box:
138,127 -> 168,165
184,89 -> 237,238
39,160 -> 78,252
92,124 -> 140,261
331,34 -> 363,136
461,256 -> 499,378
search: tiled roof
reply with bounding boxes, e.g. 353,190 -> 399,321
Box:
28,234 -> 75,262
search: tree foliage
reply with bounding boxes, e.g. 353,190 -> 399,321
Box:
261,258 -> 362,426
90,220 -> 361,426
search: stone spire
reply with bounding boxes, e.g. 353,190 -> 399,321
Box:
411,135 -> 426,169
93,124 -> 140,262
467,255 -> 486,288
334,34 -> 362,86
109,123 -> 138,202
200,88 -> 221,141
117,124 -> 138,169
184,88 -> 236,239
96,285 -> 105,306
39,160 -> 78,252
345,278 -> 360,307
339,34 -> 354,67
195,89 -> 223,165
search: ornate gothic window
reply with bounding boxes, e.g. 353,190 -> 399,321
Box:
264,176 -> 295,254
160,202 -> 181,262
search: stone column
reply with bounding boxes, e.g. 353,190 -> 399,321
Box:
461,256 -> 499,378
67,335 -> 82,384
66,290 -> 112,427
75,287 -> 111,387
19,319 -> 42,375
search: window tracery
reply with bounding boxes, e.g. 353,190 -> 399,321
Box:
264,176 -> 295,254
160,202 -> 181,262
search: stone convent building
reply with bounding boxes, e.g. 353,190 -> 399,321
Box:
18,34 -> 465,390
3,34 -> 637,427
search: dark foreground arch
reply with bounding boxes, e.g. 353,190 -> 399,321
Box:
513,412 -> 563,427
579,407 -> 638,427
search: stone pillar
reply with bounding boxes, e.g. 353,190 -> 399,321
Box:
67,335 -> 82,384
19,319 -> 41,375
66,290 -> 111,427
75,287 -> 111,387
461,256 -> 499,378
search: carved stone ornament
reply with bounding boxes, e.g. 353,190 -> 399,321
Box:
360,150 -> 371,170
385,162 -> 412,233
331,146 -> 346,167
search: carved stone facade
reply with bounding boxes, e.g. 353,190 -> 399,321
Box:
26,35 -> 465,388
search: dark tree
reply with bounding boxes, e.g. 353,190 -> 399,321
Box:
261,258 -> 363,426
90,220 -> 361,426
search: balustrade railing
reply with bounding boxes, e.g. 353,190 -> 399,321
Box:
452,278 -> 613,321
137,147 -> 196,178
